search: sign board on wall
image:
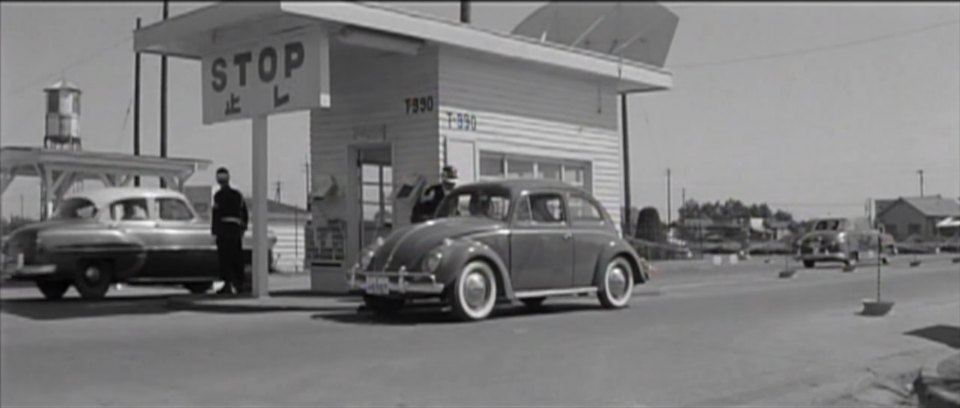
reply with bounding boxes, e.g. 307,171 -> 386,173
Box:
201,28 -> 331,124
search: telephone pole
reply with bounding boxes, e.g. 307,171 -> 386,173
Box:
666,168 -> 672,226
917,169 -> 924,197
133,17 -> 142,187
159,0 -> 169,188
274,180 -> 282,203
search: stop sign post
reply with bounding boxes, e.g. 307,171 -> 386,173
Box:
200,28 -> 330,298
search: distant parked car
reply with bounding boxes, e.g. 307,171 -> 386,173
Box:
346,179 -> 651,321
0,188 -> 277,300
796,217 -> 893,268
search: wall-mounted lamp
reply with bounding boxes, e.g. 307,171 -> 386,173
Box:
337,26 -> 424,56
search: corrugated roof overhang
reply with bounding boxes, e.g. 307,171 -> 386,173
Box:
133,2 -> 673,94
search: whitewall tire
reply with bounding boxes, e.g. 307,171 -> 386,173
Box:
597,257 -> 633,309
451,260 -> 498,321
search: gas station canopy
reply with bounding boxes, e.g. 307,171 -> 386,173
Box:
133,1 -> 673,93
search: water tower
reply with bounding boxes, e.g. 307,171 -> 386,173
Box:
43,79 -> 82,150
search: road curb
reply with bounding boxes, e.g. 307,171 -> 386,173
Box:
914,352 -> 960,408
165,294 -> 359,313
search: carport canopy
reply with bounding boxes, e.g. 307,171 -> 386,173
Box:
1,146 -> 211,218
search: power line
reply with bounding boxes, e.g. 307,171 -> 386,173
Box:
672,18 -> 960,70
7,35 -> 134,98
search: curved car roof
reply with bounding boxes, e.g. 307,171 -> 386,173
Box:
456,179 -> 588,195
63,187 -> 188,208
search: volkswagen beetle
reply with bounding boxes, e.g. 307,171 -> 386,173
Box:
346,179 -> 651,321
0,187 -> 277,300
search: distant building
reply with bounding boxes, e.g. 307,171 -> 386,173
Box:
876,195 -> 960,241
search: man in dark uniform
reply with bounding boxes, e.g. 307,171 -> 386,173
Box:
211,167 -> 249,295
411,165 -> 458,223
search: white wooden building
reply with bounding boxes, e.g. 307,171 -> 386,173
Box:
303,3 -> 675,292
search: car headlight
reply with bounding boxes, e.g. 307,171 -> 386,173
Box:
836,233 -> 847,243
422,248 -> 444,273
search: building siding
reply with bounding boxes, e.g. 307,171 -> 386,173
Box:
437,49 -> 624,224
309,46 -> 439,290
271,221 -> 307,273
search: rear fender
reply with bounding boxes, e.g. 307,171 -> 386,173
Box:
591,240 -> 648,287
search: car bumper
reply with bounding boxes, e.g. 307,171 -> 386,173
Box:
1,262 -> 58,280
797,251 -> 850,263
345,269 -> 445,296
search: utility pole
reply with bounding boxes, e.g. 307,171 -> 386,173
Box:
917,169 -> 924,197
275,180 -> 282,203
681,187 -> 686,208
460,0 -> 471,23
621,94 -> 632,236
159,0 -> 169,188
134,17 -> 142,187
666,168 -> 672,226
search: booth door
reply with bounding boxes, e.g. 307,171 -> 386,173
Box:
357,146 -> 393,250
445,138 -> 476,183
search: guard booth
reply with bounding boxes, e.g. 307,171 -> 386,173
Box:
133,2 -> 677,294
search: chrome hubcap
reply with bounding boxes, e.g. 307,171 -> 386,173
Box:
463,270 -> 489,310
607,265 -> 628,301
84,266 -> 101,282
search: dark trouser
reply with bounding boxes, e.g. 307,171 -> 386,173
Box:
216,234 -> 244,292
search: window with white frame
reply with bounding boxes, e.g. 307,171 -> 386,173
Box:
479,151 -> 591,192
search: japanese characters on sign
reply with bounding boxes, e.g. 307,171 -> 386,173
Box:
201,28 -> 330,124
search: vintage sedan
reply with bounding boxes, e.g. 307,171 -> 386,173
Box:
796,217 -> 893,268
346,179 -> 651,321
0,188 -> 276,300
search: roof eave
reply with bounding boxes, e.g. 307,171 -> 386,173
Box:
133,2 -> 672,90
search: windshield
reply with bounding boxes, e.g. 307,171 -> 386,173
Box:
436,189 -> 512,221
53,198 -> 99,220
812,219 -> 844,231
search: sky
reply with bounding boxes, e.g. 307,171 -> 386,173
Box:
1,1 -> 958,221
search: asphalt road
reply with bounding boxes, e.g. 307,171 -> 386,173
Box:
1,255 -> 958,407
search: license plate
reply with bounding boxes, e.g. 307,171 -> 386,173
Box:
365,276 -> 390,295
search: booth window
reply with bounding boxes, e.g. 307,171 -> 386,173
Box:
479,151 -> 592,191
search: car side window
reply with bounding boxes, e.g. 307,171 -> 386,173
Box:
515,193 -> 565,224
109,198 -> 150,221
156,198 -> 194,221
568,194 -> 604,224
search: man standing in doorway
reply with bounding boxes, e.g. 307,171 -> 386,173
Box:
211,167 -> 249,295
411,165 -> 458,223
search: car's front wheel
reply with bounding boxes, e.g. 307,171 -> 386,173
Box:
450,260 -> 498,321
74,262 -> 112,300
36,281 -> 70,300
597,257 -> 633,309
803,260 -> 815,268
